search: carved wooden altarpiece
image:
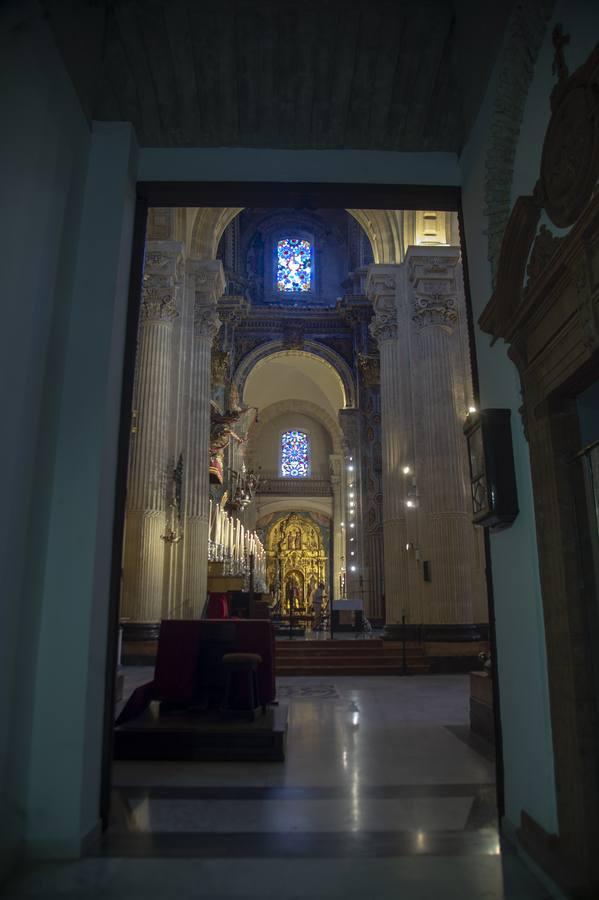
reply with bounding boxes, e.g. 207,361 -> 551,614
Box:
479,39 -> 599,897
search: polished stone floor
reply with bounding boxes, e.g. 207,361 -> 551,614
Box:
1,673 -> 558,899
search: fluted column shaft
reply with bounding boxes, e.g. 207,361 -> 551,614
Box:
122,242 -> 182,621
407,247 -> 478,623
368,267 -> 413,623
180,260 -> 225,617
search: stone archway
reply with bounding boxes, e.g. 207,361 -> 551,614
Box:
234,342 -> 356,410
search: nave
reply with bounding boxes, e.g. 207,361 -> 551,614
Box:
1,674 -> 553,900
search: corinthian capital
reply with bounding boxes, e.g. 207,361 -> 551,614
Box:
187,259 -> 226,303
366,265 -> 400,346
406,247 -> 461,334
140,241 -> 184,322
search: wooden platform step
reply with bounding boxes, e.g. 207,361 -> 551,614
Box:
277,665 -> 430,676
275,638 -> 429,675
114,702 -> 288,762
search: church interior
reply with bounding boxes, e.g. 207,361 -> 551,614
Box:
2,1 -> 599,899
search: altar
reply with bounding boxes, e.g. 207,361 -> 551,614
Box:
331,598 -> 364,634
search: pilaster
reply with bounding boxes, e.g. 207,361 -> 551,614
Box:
406,246 -> 482,624
180,260 -> 225,616
121,241 -> 182,622
367,265 -> 413,623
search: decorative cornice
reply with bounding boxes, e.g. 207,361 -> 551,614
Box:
187,258 -> 226,301
366,266 -> 399,345
484,0 -> 554,286
282,322 -> 304,350
336,296 -> 373,327
218,295 -> 250,328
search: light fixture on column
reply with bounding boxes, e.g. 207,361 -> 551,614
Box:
402,465 -> 412,475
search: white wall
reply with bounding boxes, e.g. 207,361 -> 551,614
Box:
458,0 -> 599,837
0,2 -> 91,876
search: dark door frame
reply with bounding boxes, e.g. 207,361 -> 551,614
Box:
101,179 -> 504,827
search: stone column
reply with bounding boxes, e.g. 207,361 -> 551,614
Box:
180,260 -> 225,617
121,242 -> 182,622
367,266 -> 414,624
357,353 -> 385,621
406,247 -> 477,623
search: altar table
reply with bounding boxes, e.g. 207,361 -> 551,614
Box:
116,619 -> 275,725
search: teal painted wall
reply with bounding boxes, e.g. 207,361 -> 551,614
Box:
0,2 -> 91,877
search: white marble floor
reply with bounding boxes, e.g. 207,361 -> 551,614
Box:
1,673 -> 559,900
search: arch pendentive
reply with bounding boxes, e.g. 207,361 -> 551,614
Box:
234,342 -> 356,411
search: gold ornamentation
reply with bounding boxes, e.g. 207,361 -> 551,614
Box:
211,347 -> 230,386
357,353 -> 380,387
266,513 -> 327,615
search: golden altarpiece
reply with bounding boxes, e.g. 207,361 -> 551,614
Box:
265,513 -> 327,615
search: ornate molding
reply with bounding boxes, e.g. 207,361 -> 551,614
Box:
525,224 -> 564,292
484,0 -> 554,285
412,291 -> 457,333
218,295 -> 250,328
571,247 -> 599,352
339,408 -> 361,450
367,267 -> 399,345
282,322 -> 304,350
336,296 -> 373,327
188,259 -> 225,339
140,287 -> 178,323
479,195 -> 541,339
187,258 -> 226,300
211,347 -> 230,386
407,249 -> 460,334
538,45 -> 599,228
193,305 -> 221,338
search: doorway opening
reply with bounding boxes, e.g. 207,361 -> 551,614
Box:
102,183 -> 504,872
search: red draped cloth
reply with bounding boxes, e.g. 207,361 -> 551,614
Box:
206,592 -> 229,619
116,618 -> 276,724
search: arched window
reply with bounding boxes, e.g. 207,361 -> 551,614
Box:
276,238 -> 312,292
281,430 -> 311,478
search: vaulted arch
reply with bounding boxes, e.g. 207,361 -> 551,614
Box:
235,342 -> 356,411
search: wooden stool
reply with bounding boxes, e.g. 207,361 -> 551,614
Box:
222,652 -> 264,720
